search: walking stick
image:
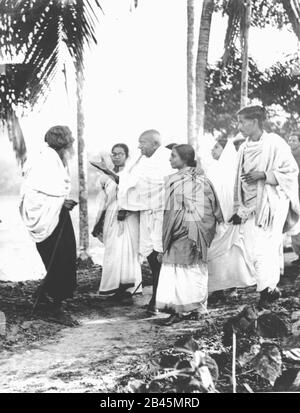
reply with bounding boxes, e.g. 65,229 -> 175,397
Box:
32,208 -> 68,314
131,280 -> 143,296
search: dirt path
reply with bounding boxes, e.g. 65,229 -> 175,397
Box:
0,287 -> 188,393
0,257 -> 299,393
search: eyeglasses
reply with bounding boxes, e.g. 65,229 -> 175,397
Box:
111,152 -> 125,158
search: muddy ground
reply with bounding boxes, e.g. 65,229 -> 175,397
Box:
0,259 -> 299,393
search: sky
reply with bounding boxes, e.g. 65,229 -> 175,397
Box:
1,0 -> 300,166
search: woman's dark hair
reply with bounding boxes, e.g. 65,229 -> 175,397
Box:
45,125 -> 72,150
166,142 -> 177,150
237,105 -> 266,128
173,144 -> 196,167
111,143 -> 129,158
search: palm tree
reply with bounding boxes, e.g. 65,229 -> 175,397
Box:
240,0 -> 251,107
222,0 -> 300,108
0,0 -> 101,265
196,0 -> 214,138
187,0 -> 198,148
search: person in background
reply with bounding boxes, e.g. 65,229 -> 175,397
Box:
211,138 -> 227,161
155,144 -> 223,325
288,132 -> 300,264
230,105 -> 300,308
92,144 -> 142,301
166,143 -> 177,150
117,130 -> 174,315
233,136 -> 246,152
207,138 -> 256,303
20,126 -> 77,313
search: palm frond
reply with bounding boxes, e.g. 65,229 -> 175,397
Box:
62,0 -> 100,72
281,0 -> 300,41
0,0 -> 101,165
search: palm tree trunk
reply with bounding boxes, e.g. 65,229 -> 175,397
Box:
187,0 -> 198,147
240,0 -> 251,108
196,0 -> 214,139
76,66 -> 93,268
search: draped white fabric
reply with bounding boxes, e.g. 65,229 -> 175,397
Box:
207,140 -> 257,292
95,172 -> 142,295
156,262 -> 208,314
19,146 -> 70,243
118,146 -> 173,258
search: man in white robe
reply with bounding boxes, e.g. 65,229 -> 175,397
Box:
230,106 -> 300,308
118,130 -> 174,313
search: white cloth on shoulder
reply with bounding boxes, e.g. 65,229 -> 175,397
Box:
20,145 -> 70,243
118,146 -> 174,258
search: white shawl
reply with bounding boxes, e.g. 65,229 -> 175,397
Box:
234,132 -> 300,232
118,145 -> 173,211
20,146 -> 71,243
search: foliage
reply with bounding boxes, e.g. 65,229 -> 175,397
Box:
215,0 -> 300,65
205,56 -> 264,136
0,0 -> 101,116
205,55 -> 300,138
0,0 -> 101,165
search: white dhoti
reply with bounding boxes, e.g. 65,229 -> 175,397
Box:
139,209 -> 163,259
208,224 -> 256,292
241,198 -> 289,291
156,262 -> 208,314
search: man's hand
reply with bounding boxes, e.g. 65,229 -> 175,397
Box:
157,253 -> 163,263
117,209 -> 128,221
241,171 -> 266,184
228,213 -> 242,225
64,199 -> 77,211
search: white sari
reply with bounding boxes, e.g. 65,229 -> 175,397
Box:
207,140 -> 256,292
95,171 -> 142,296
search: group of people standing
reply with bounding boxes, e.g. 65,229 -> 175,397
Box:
19,105 -> 300,325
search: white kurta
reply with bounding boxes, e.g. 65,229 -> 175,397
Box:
95,172 -> 142,295
118,146 -> 174,259
20,146 -> 70,243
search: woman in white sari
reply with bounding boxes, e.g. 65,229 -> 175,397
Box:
92,144 -> 142,301
207,138 -> 256,299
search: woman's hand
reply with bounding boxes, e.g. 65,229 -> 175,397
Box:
64,199 -> 77,211
117,209 -> 128,221
241,171 -> 266,184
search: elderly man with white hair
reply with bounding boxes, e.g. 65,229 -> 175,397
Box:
117,129 -> 174,314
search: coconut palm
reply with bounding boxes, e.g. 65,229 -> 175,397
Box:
221,0 -> 300,107
196,0 -> 214,138
187,0 -> 198,148
0,0 -> 102,264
